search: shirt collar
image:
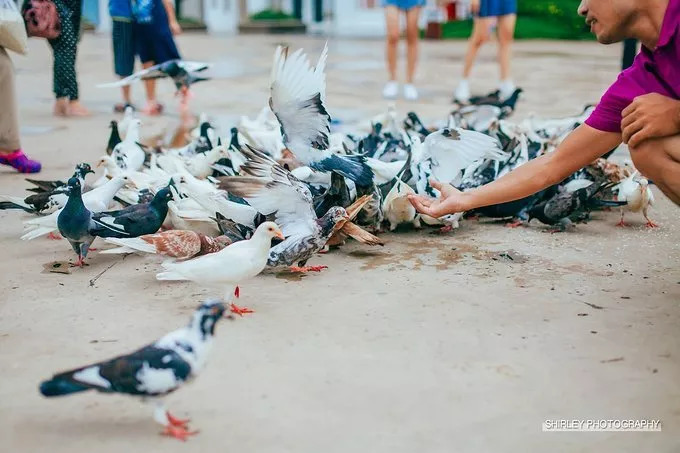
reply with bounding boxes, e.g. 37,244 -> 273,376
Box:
657,0 -> 680,48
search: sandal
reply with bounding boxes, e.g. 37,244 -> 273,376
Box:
141,101 -> 164,116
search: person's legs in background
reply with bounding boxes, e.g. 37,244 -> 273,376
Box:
140,60 -> 163,115
454,17 -> 492,102
112,18 -> 136,112
496,13 -> 516,100
0,48 -> 41,173
383,5 -> 401,99
49,0 -> 89,117
403,5 -> 421,101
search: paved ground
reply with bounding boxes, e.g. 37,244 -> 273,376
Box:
2,33 -> 679,452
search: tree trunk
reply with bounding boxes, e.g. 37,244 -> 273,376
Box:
239,0 -> 248,21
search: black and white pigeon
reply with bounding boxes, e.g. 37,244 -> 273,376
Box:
0,163 -> 94,215
57,177 -> 97,267
39,300 -> 228,441
219,146 -> 350,273
98,60 -> 211,95
107,120 -> 122,156
269,44 -> 374,187
89,187 -> 173,238
527,181 -> 624,231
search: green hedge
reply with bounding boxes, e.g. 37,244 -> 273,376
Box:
439,0 -> 593,40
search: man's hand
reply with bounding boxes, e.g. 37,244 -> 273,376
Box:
407,180 -> 469,218
621,93 -> 680,148
470,0 -> 480,14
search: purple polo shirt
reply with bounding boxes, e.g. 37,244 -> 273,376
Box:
586,0 -> 680,133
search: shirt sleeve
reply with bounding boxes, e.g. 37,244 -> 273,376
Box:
585,66 -> 644,133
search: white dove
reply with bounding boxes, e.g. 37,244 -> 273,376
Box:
156,222 -> 284,315
112,119 -> 146,172
613,172 -> 657,228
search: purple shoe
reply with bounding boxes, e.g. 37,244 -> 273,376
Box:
0,149 -> 42,173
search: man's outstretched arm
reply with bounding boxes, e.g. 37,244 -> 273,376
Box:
408,124 -> 622,218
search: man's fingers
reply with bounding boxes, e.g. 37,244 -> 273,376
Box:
620,110 -> 638,130
628,129 -> 650,149
621,102 -> 638,118
622,121 -> 643,145
409,196 -> 435,217
429,179 -> 443,191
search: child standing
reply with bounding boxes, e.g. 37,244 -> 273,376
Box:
110,0 -> 136,112
132,0 -> 182,115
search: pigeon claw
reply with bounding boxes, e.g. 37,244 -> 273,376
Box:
230,303 -> 254,317
47,232 -> 62,240
431,225 -> 454,235
289,265 -> 328,273
505,220 -> 523,228
166,411 -> 190,428
645,219 -> 659,228
234,286 -> 240,299
161,424 -> 198,441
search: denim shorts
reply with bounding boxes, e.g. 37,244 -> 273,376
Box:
382,0 -> 426,11
478,0 -> 517,17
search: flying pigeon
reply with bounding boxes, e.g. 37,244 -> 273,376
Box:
156,222 -> 284,314
39,300 -> 228,441
219,146 -> 350,273
269,44 -> 374,186
102,230 -> 232,260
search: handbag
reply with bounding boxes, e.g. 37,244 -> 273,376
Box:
0,0 -> 28,54
22,0 -> 60,39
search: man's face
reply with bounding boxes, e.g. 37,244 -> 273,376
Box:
578,0 -> 637,44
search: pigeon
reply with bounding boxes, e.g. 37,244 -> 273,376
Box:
98,60 -> 210,95
107,120 -> 122,156
156,222 -> 284,314
88,187 -> 173,238
219,146 -> 351,272
39,300 -> 228,441
112,119 -> 146,172
0,163 -> 94,215
613,172 -> 656,227
101,230 -> 232,260
21,175 -> 132,241
269,44 -> 374,186
527,181 -> 624,231
381,158 -> 420,231
56,177 -> 97,267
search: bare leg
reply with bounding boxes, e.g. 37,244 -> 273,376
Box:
385,6 -> 400,81
629,135 -> 680,206
497,14 -> 516,81
121,85 -> 132,105
462,18 -> 492,79
141,61 -> 162,115
405,7 -> 421,84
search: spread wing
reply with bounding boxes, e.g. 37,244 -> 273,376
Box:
219,146 -> 318,239
269,44 -> 331,158
422,128 -> 506,184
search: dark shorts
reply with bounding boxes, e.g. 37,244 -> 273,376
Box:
478,0 -> 517,17
132,23 -> 181,64
112,19 -> 135,77
382,0 -> 426,11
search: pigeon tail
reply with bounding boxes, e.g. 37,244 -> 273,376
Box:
0,201 -> 35,213
39,378 -> 90,397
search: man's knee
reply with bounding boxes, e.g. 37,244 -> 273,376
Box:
629,135 -> 679,178
386,32 -> 400,46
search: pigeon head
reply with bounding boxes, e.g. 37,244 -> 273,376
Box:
214,235 -> 232,248
191,300 -> 227,339
164,61 -> 182,76
253,221 -> 285,241
75,163 -> 95,178
319,206 -> 349,235
64,177 -> 82,195
109,120 -> 117,129
152,187 -> 174,206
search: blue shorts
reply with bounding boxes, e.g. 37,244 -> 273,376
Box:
382,0 -> 426,11
478,0 -> 517,17
133,23 -> 181,64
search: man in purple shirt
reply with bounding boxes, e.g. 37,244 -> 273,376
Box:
410,0 -> 680,218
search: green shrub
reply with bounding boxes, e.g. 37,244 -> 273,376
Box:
250,9 -> 297,21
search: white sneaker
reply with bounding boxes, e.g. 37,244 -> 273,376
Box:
498,80 -> 516,101
454,80 -> 470,103
382,81 -> 399,100
403,84 -> 419,101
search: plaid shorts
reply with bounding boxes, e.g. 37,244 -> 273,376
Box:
112,19 -> 135,77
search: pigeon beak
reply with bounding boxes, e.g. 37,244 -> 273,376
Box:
275,230 -> 285,240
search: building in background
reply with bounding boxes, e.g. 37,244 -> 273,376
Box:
88,0 -> 467,36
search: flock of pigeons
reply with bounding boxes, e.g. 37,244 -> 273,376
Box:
0,44 -> 658,441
